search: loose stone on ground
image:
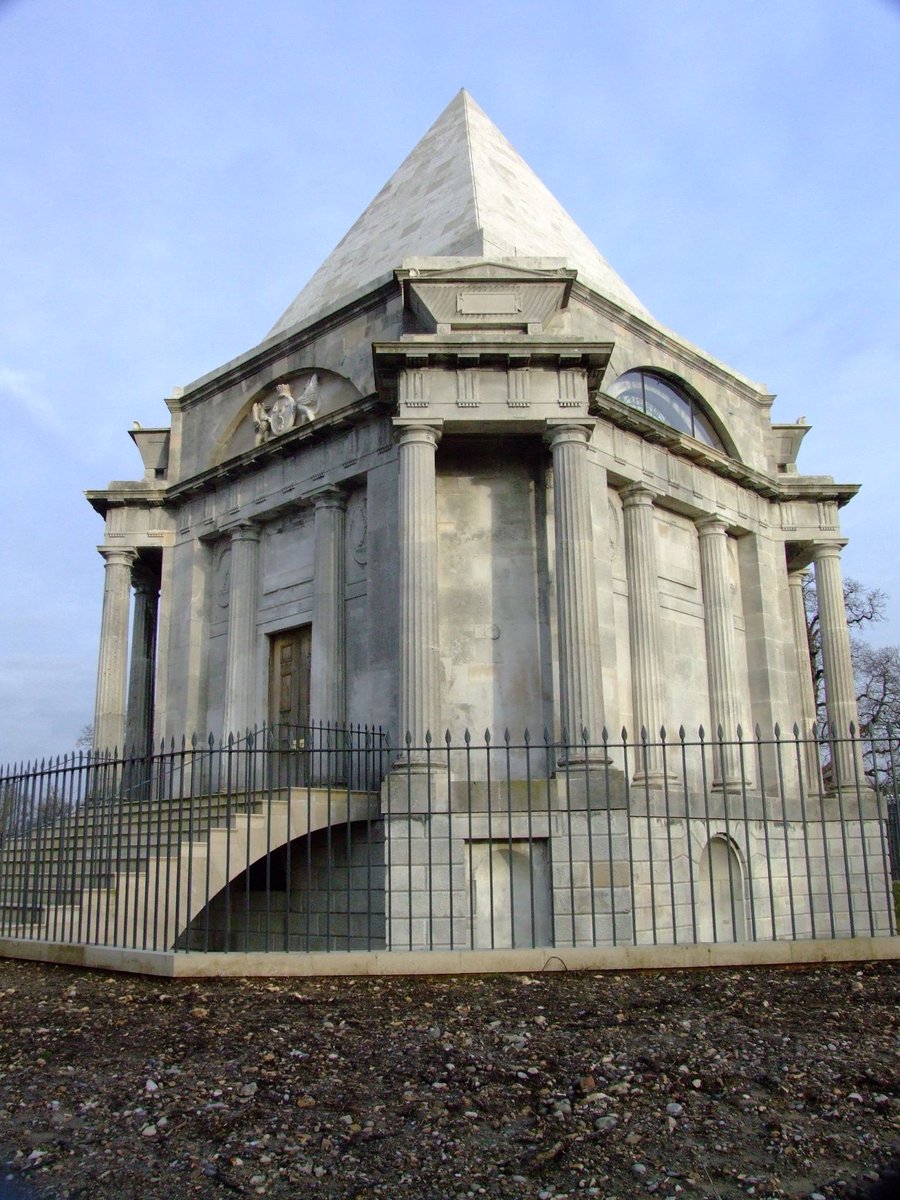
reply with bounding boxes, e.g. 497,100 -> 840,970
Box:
0,959 -> 896,1199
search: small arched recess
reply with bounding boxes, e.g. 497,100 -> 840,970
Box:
697,835 -> 747,943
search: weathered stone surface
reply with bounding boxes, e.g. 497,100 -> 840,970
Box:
82,92 -> 874,952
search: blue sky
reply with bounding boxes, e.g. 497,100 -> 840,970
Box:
1,0 -> 898,763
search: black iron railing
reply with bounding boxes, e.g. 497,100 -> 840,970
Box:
0,724 -> 897,955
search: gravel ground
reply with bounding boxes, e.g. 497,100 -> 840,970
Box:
0,958 -> 897,1200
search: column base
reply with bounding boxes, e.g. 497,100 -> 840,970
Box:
631,770 -> 668,788
391,750 -> 443,775
556,750 -> 613,769
556,765 -> 628,811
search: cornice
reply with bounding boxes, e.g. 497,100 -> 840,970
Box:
592,394 -> 859,507
373,338 -> 613,395
572,281 -> 773,409
164,394 -> 389,502
84,486 -> 168,518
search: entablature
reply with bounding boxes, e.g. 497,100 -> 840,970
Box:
85,482 -> 167,519
591,395 -> 859,511
374,339 -> 612,431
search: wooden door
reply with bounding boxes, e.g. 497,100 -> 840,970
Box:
268,627 -> 311,778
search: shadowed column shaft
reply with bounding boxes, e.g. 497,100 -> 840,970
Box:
788,569 -> 822,787
125,565 -> 159,755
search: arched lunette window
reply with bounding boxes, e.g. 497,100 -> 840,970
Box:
608,369 -> 726,453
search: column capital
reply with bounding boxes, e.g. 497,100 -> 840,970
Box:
131,562 -> 160,597
544,419 -> 595,449
810,539 -> 848,562
696,514 -> 730,539
310,485 -> 348,512
620,481 -> 659,509
393,420 -> 443,449
226,520 -> 261,544
98,546 -> 137,569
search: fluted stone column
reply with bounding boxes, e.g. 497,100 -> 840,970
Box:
93,547 -> 137,755
124,564 -> 159,755
396,422 -> 442,759
697,517 -> 742,785
621,484 -> 665,780
183,539 -> 212,739
546,422 -> 607,760
223,522 -> 261,739
812,543 -> 864,788
311,488 -> 347,728
787,569 -> 822,788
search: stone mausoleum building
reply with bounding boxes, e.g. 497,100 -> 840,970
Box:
79,92 -> 891,953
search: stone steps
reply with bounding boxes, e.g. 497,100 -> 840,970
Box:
0,789 -> 379,949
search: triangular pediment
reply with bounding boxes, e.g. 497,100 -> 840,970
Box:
400,259 -> 573,282
267,91 -> 649,338
398,259 -> 576,334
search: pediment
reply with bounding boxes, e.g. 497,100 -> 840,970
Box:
398,261 -> 575,335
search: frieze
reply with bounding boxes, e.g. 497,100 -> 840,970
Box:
457,370 -> 480,407
507,368 -> 531,408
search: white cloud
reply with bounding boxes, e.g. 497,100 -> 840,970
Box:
0,364 -> 65,436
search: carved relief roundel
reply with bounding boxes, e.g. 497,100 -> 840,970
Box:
608,500 -> 620,552
215,545 -> 232,608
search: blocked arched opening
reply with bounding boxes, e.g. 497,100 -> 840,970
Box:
697,835 -> 746,943
467,839 -> 552,949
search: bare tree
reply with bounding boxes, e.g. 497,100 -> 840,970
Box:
853,642 -> 900,735
802,574 -> 887,727
802,574 -> 900,793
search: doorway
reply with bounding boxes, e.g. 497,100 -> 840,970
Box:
268,626 -> 311,782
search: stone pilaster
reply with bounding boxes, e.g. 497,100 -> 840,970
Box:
223,522 -> 261,739
93,547 -> 137,756
621,484 -> 665,780
546,422 -> 607,759
124,563 -> 159,755
396,422 -> 442,757
697,516 -> 742,785
310,487 -> 347,727
811,542 -> 864,788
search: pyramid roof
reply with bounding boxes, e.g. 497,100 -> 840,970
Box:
267,90 -> 649,338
